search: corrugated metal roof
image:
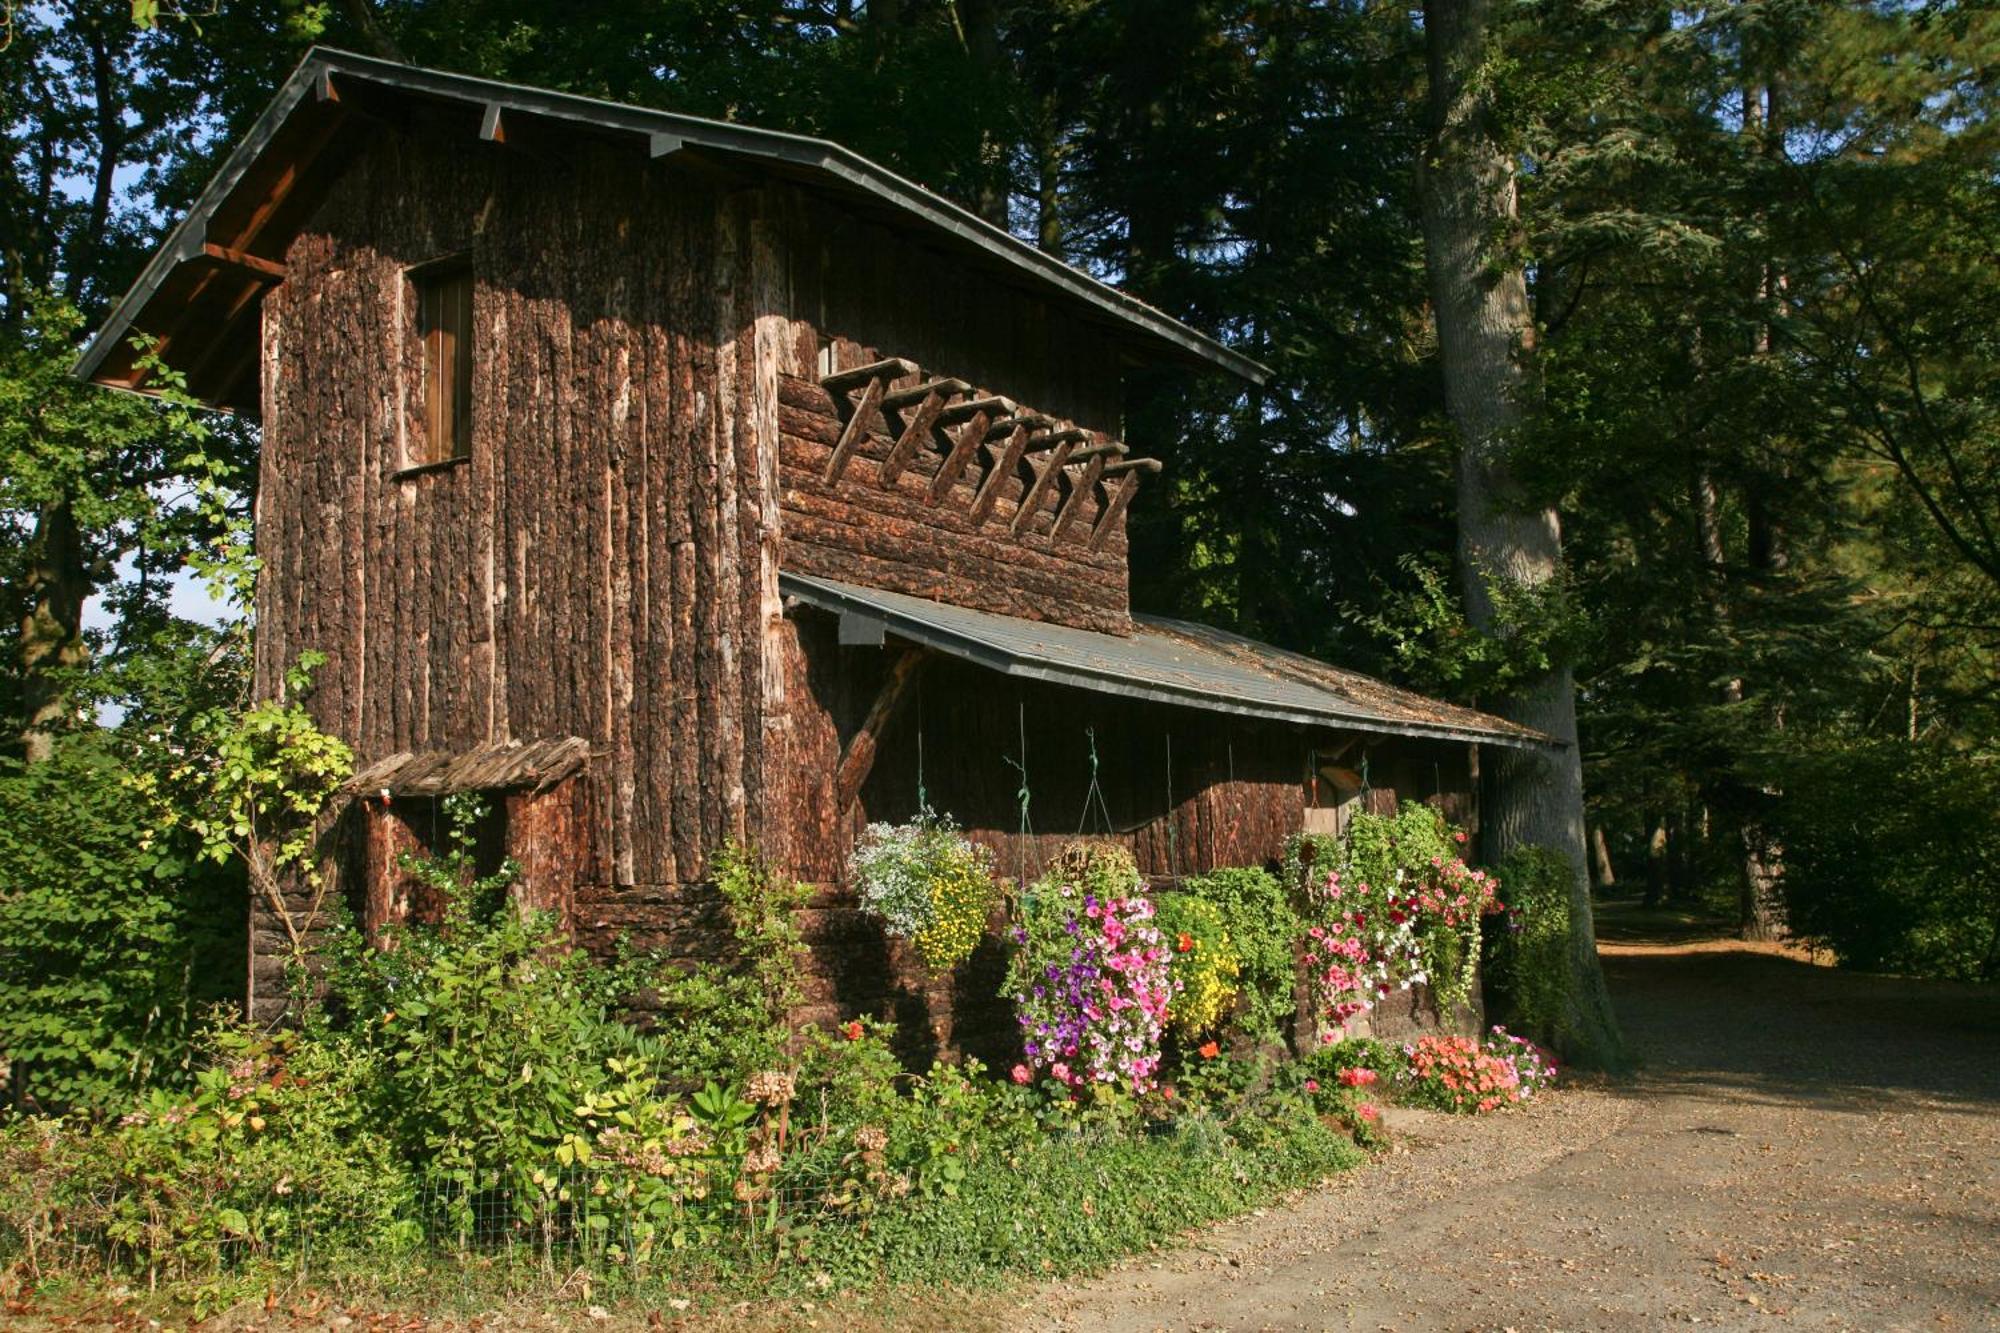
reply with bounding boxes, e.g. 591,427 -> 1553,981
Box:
77,48 -> 1268,403
781,574 -> 1554,750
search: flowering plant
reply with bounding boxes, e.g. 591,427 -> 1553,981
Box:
1004,844 -> 1177,1094
848,809 -> 997,969
1401,1026 -> 1557,1114
1151,893 -> 1241,1036
1291,804 -> 1502,1037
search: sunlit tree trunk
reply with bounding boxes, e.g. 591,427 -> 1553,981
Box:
1420,0 -> 1625,1066
18,498 -> 89,763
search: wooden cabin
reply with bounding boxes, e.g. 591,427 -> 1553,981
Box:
81,50 -> 1547,1055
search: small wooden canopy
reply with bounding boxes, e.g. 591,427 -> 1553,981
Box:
345,736 -> 593,798
76,48 -> 1269,413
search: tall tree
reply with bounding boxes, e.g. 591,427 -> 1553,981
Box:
1417,0 -> 1624,1065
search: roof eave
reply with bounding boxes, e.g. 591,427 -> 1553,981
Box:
779,574 -> 1556,751
77,47 -> 1271,395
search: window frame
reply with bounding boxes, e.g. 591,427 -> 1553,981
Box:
404,253 -> 475,473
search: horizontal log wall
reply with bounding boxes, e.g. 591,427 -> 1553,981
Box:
758,187 -> 1132,634
774,375 -> 1128,633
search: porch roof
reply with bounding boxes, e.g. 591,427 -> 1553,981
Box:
780,574 -> 1554,750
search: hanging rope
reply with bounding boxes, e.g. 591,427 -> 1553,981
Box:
1077,726 -> 1114,836
915,678 -> 929,814
1002,698 -> 1034,886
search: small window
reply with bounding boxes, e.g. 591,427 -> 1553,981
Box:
413,260 -> 473,464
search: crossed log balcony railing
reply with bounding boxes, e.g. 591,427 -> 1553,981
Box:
819,358 -> 1159,553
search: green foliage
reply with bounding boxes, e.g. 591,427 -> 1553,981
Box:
1486,846 -> 1576,1047
1350,554 -> 1594,702
0,1026 -> 415,1299
0,736 -> 241,1112
650,841 -> 814,1089
799,1106 -> 1361,1290
1179,867 -> 1299,1046
326,795 -> 657,1205
1152,894 -> 1240,1038
1768,740 -> 2000,982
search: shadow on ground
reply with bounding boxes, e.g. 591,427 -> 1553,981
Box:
1599,902 -> 2000,1112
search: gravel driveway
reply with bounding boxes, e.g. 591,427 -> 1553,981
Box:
1021,918 -> 2000,1332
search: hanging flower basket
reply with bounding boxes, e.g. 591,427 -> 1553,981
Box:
847,808 -> 997,970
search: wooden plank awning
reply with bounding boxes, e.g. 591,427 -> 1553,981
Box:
345,736 -> 594,797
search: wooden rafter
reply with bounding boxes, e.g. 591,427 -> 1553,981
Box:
479,102 -> 506,143
834,646 -> 929,815
1050,451 -> 1109,543
880,376 -> 967,411
1104,456 -> 1163,476
822,357 -> 916,391
822,374 -> 887,484
1089,470 -> 1144,552
202,243 -> 286,282
929,407 -> 994,503
1012,438 -> 1076,536
878,381 -> 958,486
969,424 -> 1033,526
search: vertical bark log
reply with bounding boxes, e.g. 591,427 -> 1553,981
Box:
1420,0 -> 1624,1066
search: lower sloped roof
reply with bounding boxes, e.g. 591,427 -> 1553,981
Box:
780,574 -> 1553,750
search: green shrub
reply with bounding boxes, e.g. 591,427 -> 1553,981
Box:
1486,845 -> 1574,1046
1179,866 -> 1299,1045
1768,739 -> 2000,981
0,739 -> 242,1113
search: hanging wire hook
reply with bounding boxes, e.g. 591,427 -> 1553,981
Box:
1077,725 -> 1113,836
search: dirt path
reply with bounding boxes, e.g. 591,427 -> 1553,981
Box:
1021,916 -> 2000,1332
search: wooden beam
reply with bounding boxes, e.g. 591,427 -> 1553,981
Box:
181,275 -> 270,389
1065,440 -> 1128,465
937,395 -> 1009,423
202,243 -> 286,282
929,408 -> 993,503
1089,471 -> 1143,552
314,68 -> 339,103
1012,438 -> 1076,535
969,425 -> 1031,526
1025,426 -> 1088,453
835,647 -> 928,815
479,102 -> 506,143
821,357 -> 917,391
649,131 -> 688,158
224,105 -> 350,256
878,386 -> 950,487
881,377 -> 968,411
1051,452 -> 1108,543
1103,456 -> 1164,475
823,374 -> 886,484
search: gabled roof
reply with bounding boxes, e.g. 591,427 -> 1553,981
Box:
76,48 -> 1269,412
781,574 -> 1554,750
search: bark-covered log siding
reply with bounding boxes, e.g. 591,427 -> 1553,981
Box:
255,118 -> 781,899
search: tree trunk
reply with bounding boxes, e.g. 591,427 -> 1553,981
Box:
18,498 -> 90,763
1590,823 -> 1616,890
1644,816 -> 1668,909
1420,0 -> 1624,1067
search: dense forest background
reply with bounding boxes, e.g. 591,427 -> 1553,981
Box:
3,1 -> 1997,1108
